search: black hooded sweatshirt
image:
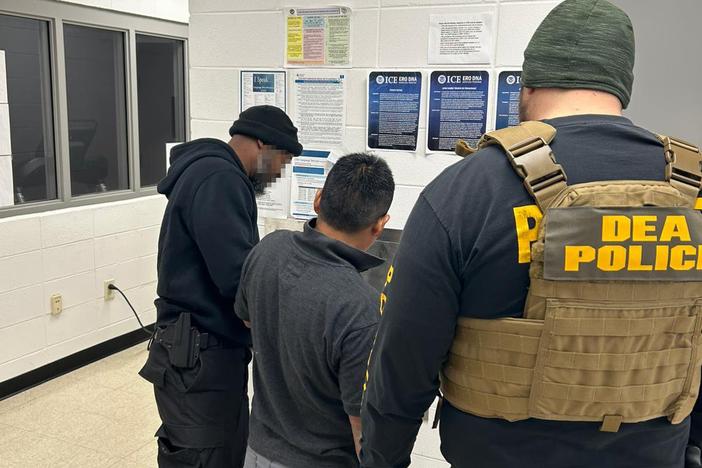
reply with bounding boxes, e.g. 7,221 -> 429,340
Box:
154,138 -> 258,347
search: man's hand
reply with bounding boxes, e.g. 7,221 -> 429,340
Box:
349,415 -> 362,457
687,444 -> 702,468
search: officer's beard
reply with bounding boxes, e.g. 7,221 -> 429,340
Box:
249,175 -> 266,196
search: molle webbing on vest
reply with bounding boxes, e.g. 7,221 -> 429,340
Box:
441,302 -> 702,429
523,181 -> 701,320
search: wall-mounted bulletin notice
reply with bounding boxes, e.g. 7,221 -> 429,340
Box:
290,150 -> 333,220
291,70 -> 346,149
240,71 -> 286,113
286,7 -> 351,67
427,70 -> 489,152
367,71 -> 422,152
428,13 -> 494,65
495,70 -> 522,130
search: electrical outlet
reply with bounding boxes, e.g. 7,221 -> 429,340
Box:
104,279 -> 116,301
50,294 -> 62,315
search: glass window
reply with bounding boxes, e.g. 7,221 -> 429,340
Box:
64,24 -> 128,196
136,35 -> 185,187
0,14 -> 56,206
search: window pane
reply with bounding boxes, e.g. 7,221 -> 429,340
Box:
64,24 -> 128,196
136,35 -> 185,187
0,14 -> 56,206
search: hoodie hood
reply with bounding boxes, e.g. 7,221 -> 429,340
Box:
157,138 -> 247,196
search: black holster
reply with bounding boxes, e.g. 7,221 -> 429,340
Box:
155,312 -> 207,369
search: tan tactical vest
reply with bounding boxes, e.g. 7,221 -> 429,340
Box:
443,122 -> 702,432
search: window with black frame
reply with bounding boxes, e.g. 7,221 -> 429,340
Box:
0,14 -> 56,206
136,34 -> 185,187
64,24 -> 129,196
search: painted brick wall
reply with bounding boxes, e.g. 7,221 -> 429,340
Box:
188,1 -> 563,465
0,196 -> 165,382
188,0 -> 562,231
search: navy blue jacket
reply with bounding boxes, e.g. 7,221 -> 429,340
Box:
155,138 -> 258,347
360,115 -> 699,468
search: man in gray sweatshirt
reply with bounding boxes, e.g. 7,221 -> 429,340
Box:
235,153 -> 394,467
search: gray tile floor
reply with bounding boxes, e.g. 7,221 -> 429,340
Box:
0,344 -> 449,468
0,344 -> 158,467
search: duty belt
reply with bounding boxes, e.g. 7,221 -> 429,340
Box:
154,327 -> 222,351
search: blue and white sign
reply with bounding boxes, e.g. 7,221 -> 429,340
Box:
367,71 -> 422,151
240,70 -> 286,112
290,150 -> 332,220
427,70 -> 489,152
252,73 -> 276,93
495,71 -> 522,130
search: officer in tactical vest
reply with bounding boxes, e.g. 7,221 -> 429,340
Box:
360,1 -> 702,467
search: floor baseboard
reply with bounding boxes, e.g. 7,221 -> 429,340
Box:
0,325 -> 154,401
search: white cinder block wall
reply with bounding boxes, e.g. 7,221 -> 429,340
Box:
189,0 -> 562,231
188,1 -> 561,466
0,0 -> 189,382
0,196 -> 165,382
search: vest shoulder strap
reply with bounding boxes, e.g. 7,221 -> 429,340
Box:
482,121 -> 557,150
455,121 -> 557,157
657,134 -> 702,206
456,122 -> 566,210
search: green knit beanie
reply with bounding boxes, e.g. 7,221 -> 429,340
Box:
522,0 -> 635,108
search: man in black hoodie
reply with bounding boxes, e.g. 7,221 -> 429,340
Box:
139,105 -> 303,468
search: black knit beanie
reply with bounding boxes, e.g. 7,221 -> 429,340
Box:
229,105 -> 303,156
522,0 -> 635,108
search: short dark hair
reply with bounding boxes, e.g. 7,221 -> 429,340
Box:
318,153 -> 394,233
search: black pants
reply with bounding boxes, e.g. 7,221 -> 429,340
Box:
140,341 -> 251,468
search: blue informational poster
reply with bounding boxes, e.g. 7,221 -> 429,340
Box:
252,73 -> 276,93
367,71 -> 422,151
495,71 -> 522,130
427,70 -> 489,152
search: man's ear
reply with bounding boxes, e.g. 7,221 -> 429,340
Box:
313,189 -> 323,215
370,214 -> 390,238
522,86 -> 536,98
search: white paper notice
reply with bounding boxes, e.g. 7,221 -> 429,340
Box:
290,150 -> 333,220
240,71 -> 287,113
165,142 -> 182,170
428,13 -> 494,64
291,70 -> 346,149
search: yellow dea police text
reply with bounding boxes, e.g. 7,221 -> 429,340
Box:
543,207 -> 702,281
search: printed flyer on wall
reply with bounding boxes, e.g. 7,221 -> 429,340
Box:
495,70 -> 522,130
427,70 -> 489,152
290,70 -> 346,149
286,7 -> 351,67
290,150 -> 333,220
240,71 -> 286,112
367,71 -> 422,152
428,13 -> 494,65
